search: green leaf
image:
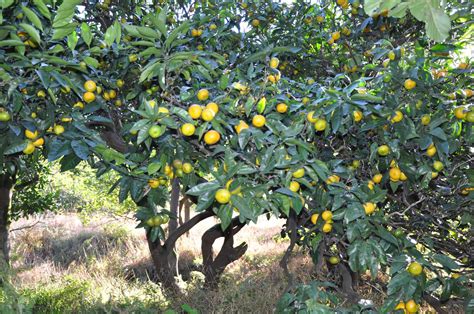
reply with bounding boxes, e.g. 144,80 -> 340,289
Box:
216,205 -> 232,230
33,0 -> 51,20
53,0 -> 81,28
433,254 -> 459,271
0,40 -> 25,47
165,21 -> 190,49
71,140 -> 89,160
67,30 -> 78,51
52,23 -> 77,40
4,142 -> 27,155
81,22 -> 92,46
19,23 -> 41,45
83,56 -> 99,68
187,181 -> 220,196
147,162 -> 161,175
424,5 -> 451,42
364,0 -> 383,15
104,23 -> 116,47
22,6 -> 43,31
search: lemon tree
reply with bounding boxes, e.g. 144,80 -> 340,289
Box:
1,0 -> 473,311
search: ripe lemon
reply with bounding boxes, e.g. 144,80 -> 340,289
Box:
363,202 -> 376,215
322,223 -> 332,233
307,111 -> 318,122
289,181 -> 300,192
426,144 -> 436,157
54,125 -> 65,135
181,123 -> 195,136
197,89 -> 209,101
117,79 -> 124,88
421,114 -> 431,125
188,104 -> 203,119
399,172 -> 407,181
148,125 -> 163,138
235,120 -> 249,134
310,214 -> 319,224
277,103 -> 288,113
407,261 -> 423,276
172,159 -> 183,169
404,79 -> 416,90
316,15 -> 324,23
108,90 -> 117,99
182,163 -> 193,174
204,130 -> 220,145
405,300 -> 418,313
367,180 -> 375,190
148,179 -> 160,189
394,301 -> 405,311
23,142 -> 35,155
74,101 -> 84,109
372,173 -> 383,184
431,172 -> 438,179
201,108 -> 215,122
302,97 -> 310,105
331,31 -> 341,40
451,273 -> 461,279
191,28 -> 200,37
209,24 -> 217,31
389,167 -> 401,181
321,210 -> 333,221
391,110 -> 404,123
129,54 -> 138,62
0,111 -> 11,122
269,57 -> 279,69
84,80 -> 97,92
353,110 -> 363,122
433,161 -> 444,171
25,129 -> 38,139
326,174 -> 340,184
252,115 -> 266,128
292,168 -> 305,178
83,91 -> 96,103
206,102 -> 219,114
215,189 -> 231,204
314,119 -> 327,131
158,107 -> 169,114
32,138 -> 44,147
464,89 -> 473,98
454,107 -> 466,119
377,145 -> 390,156
37,90 -> 46,98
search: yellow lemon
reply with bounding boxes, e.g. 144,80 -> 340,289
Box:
188,104 -> 203,119
197,89 -> 209,101
252,115 -> 266,128
353,110 -> 363,122
372,173 -> 383,184
84,80 -> 97,92
404,79 -> 416,90
321,210 -> 332,221
363,202 -> 376,215
83,92 -> 96,103
23,142 -> 35,155
206,102 -> 219,114
269,57 -> 279,68
289,181 -> 300,192
181,123 -> 195,136
201,108 -> 215,122
314,119 -> 327,131
215,189 -> 231,204
407,262 -> 423,276
389,167 -> 401,181
235,120 -> 249,134
310,214 -> 319,224
322,223 -> 332,233
204,130 -> 220,145
25,129 -> 38,139
292,168 -> 305,178
307,111 -> 318,123
277,103 -> 288,113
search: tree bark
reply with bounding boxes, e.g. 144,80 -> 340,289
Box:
168,178 -> 180,234
201,217 -> 247,287
146,210 -> 214,290
0,174 -> 13,266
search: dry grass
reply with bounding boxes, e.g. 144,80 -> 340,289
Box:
7,213 -> 443,313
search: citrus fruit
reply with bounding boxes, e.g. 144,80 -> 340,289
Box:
23,142 -> 35,155
204,130 -> 220,145
377,145 -> 390,156
215,189 -> 231,204
389,167 -> 401,181
84,80 -> 97,92
197,89 -> 209,101
83,91 -> 96,103
269,57 -> 279,68
277,103 -> 288,113
321,210 -> 332,221
188,104 -> 203,119
181,123 -> 195,136
292,168 -> 305,178
201,108 -> 215,122
363,202 -> 376,215
148,125 -> 163,138
206,102 -> 219,114
148,179 -> 160,189
53,125 -> 65,135
421,115 -> 431,125
353,110 -> 363,122
314,119 -> 327,131
289,181 -> 300,192
25,129 -> 38,139
433,161 -> 444,171
407,262 -> 423,276
328,256 -> 340,265
310,214 -> 319,224
372,173 -> 383,184
182,163 -> 193,174
235,120 -> 249,134
322,223 -> 332,233
252,115 -> 266,127
404,79 -> 416,90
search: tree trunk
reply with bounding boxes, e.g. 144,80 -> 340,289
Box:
201,217 -> 247,287
146,210 -> 214,290
0,174 -> 13,266
168,178 -> 180,234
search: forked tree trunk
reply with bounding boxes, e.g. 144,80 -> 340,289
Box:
146,209 -> 214,290
201,217 -> 247,287
0,174 -> 13,266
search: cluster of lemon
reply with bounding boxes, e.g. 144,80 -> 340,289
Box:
310,209 -> 334,233
394,299 -> 420,314
82,79 -> 123,108
145,213 -> 170,227
181,89 -> 222,145
22,129 -> 45,155
148,160 -> 194,189
306,111 -> 328,131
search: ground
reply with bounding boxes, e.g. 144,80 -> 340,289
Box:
8,212 -> 441,313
